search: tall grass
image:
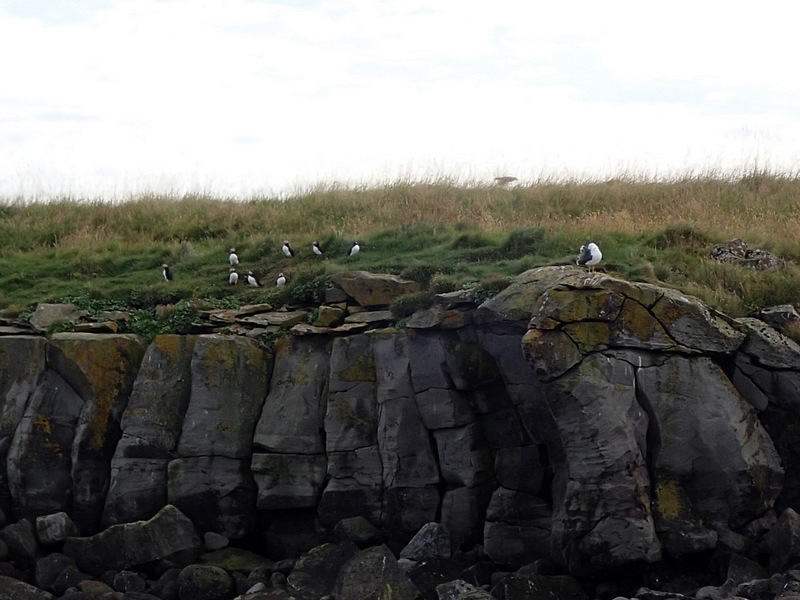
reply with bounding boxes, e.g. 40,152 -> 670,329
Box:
1,173 -> 799,318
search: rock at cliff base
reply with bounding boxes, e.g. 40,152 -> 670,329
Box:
62,504 -> 202,576
333,545 -> 420,600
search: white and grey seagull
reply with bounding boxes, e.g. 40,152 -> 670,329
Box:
576,242 -> 602,272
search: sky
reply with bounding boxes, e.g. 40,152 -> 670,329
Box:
2,1 -> 800,200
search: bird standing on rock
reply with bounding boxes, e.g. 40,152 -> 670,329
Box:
162,264 -> 173,281
282,241 -> 294,257
576,242 -> 602,272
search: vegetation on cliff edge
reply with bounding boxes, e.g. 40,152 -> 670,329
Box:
1,172 -> 799,321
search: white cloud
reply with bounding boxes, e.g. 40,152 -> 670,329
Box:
1,0 -> 800,199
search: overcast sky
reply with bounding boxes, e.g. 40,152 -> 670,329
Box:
2,1 -> 800,200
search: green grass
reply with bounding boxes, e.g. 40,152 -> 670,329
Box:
1,174 -> 800,321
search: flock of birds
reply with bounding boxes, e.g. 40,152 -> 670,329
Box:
161,239 -> 362,287
161,239 -> 601,287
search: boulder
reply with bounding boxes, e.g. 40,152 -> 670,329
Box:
491,574 -> 589,600
34,552 -> 79,594
0,517 -> 38,564
332,516 -> 383,547
399,522 -> 452,561
765,508 -> 800,573
62,504 -> 202,577
332,545 -> 421,600
332,271 -> 420,306
28,303 -> 88,332
313,305 -> 345,327
176,564 -> 233,600
286,541 -> 359,599
35,512 -> 79,545
0,574 -> 56,599
436,579 -> 494,600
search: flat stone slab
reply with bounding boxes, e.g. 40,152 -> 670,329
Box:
0,326 -> 41,336
239,311 -> 308,329
199,309 -> 238,324
343,310 -> 395,324
235,303 -> 274,317
75,321 -> 119,334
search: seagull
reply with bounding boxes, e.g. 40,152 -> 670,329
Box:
246,271 -> 261,287
348,241 -> 360,257
282,241 -> 294,257
229,268 -> 238,286
162,264 -> 173,281
312,241 -> 323,256
276,272 -> 286,286
229,248 -> 239,266
576,242 -> 602,272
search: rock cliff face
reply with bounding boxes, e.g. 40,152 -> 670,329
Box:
0,266 -> 797,578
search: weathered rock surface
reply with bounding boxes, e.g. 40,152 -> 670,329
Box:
0,267 -> 799,598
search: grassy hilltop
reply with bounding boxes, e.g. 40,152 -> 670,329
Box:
1,174 -> 800,335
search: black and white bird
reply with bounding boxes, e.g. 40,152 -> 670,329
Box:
229,268 -> 239,286
576,242 -> 602,272
282,240 -> 294,257
312,241 -> 323,256
348,241 -> 360,257
246,271 -> 261,287
276,272 -> 286,287
162,264 -> 173,281
229,248 -> 239,266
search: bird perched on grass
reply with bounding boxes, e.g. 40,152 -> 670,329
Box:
312,241 -> 323,256
246,271 -> 261,287
276,272 -> 286,286
229,268 -> 238,286
494,176 -> 518,187
229,248 -> 239,266
282,241 -> 294,257
576,242 -> 602,272
162,264 -> 173,281
348,241 -> 360,257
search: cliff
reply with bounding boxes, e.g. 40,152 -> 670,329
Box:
1,266 -> 798,578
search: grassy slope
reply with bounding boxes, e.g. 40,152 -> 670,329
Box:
1,175 -> 799,324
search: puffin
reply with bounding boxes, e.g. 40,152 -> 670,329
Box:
229,268 -> 239,286
348,241 -> 360,257
576,242 -> 602,272
229,248 -> 239,266
162,264 -> 173,281
282,241 -> 294,257
276,272 -> 287,287
312,241 -> 323,256
246,271 -> 261,287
